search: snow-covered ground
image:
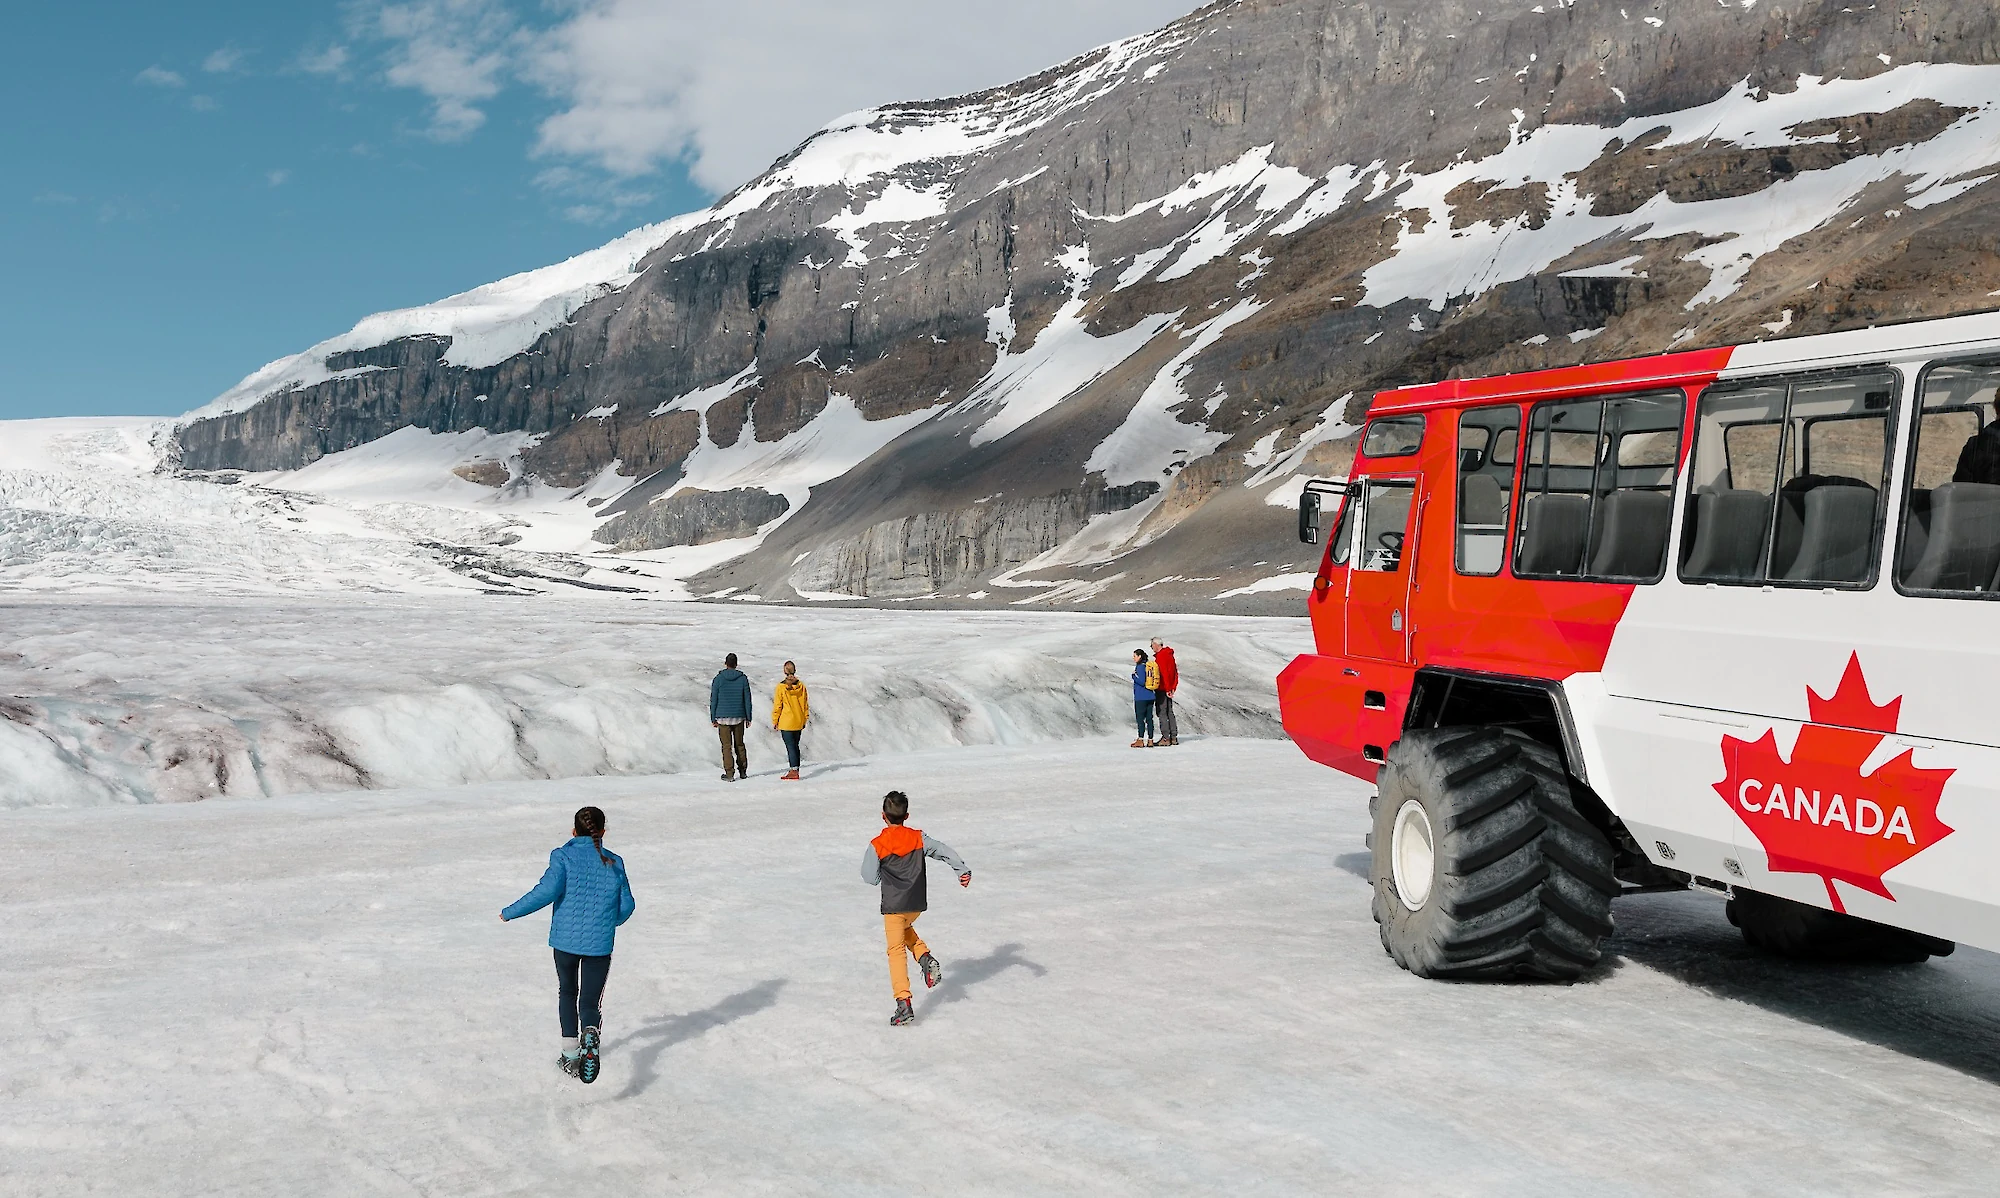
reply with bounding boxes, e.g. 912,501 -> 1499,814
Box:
0,417 -> 750,598
5,736 -> 1999,1194
0,597 -> 1297,807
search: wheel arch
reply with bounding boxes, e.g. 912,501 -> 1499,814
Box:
1401,668 -> 1639,854
1402,668 -> 1587,780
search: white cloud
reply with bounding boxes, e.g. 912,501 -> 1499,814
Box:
135,65 -> 185,88
297,44 -> 351,75
203,46 -> 249,74
373,0 -> 519,140
361,0 -> 1197,192
267,169 -> 291,187
527,0 -> 1199,190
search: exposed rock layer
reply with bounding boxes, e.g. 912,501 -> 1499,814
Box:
176,0 -> 2000,609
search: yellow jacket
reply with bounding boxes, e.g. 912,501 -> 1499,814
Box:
772,678 -> 810,731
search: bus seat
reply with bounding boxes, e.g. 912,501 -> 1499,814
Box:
1516,492 -> 1591,576
1905,481 -> 2000,591
1587,489 -> 1671,578
1772,474 -> 1871,578
1460,473 -> 1508,525
1682,489 -> 1769,580
1900,487 -> 1934,578
1782,485 -> 1878,584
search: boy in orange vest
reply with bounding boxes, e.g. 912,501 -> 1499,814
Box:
860,790 -> 971,1025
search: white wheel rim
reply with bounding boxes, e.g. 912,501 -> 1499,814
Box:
1391,799 -> 1436,911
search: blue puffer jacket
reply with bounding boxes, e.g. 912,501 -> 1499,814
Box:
502,837 -> 636,956
710,668 -> 753,721
1132,663 -> 1156,702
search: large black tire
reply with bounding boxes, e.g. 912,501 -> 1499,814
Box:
1726,889 -> 1954,964
1370,727 -> 1617,980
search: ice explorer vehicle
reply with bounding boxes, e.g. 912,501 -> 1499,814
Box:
1279,311 -> 2000,979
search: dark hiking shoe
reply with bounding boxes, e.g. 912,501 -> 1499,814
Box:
558,1053 -> 581,1078
890,999 -> 915,1026
578,1026 -> 601,1084
918,953 -> 942,989
721,772 -> 735,781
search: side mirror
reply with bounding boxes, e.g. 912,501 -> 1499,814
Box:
1298,490 -> 1321,544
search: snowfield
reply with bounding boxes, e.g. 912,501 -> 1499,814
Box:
5,737 -> 2000,1195
0,597 -> 1296,807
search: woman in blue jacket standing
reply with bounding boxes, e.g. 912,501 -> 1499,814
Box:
1130,648 -> 1160,748
501,806 -> 636,1083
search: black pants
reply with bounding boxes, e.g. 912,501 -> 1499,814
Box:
717,722 -> 748,777
780,728 -> 802,769
554,949 -> 612,1037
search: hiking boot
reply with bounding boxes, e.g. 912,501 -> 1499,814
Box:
782,769 -> 801,781
558,1053 -> 581,1077
1130,739 -> 1146,748
721,772 -> 735,781
578,1026 -> 601,1084
890,998 -> 916,1026
918,953 -> 942,989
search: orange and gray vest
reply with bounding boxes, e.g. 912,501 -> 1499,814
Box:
861,825 -> 968,914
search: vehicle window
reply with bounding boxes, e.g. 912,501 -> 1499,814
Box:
1362,415 -> 1424,458
1897,358 -> 2000,597
1618,429 -> 1680,469
1356,479 -> 1416,572
1515,390 -> 1684,581
1681,371 -> 1898,587
1328,484 -> 1359,568
1455,405 -> 1519,576
1459,425 -> 1491,460
1490,426 -> 1519,467
1723,414 -> 1787,491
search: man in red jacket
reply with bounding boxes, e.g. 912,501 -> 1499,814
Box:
1149,637 -> 1180,747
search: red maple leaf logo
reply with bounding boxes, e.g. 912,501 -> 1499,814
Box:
1714,653 -> 1955,912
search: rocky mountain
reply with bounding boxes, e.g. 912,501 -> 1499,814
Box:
173,0 -> 2000,612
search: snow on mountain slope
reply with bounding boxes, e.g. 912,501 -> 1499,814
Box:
0,418 -> 704,596
0,597 -> 1296,807
185,214 -> 718,423
1357,64 -> 2000,314
123,3 -> 2000,610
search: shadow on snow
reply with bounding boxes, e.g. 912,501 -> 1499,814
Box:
919,942 -> 1048,1015
610,978 -> 788,1098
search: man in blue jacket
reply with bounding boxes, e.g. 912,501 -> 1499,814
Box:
711,652 -> 754,781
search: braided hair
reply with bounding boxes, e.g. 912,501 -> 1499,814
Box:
573,806 -> 613,866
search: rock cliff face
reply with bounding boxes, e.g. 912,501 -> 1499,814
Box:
178,0 -> 2000,610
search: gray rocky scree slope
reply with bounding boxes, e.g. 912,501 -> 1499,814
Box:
177,0 -> 2000,611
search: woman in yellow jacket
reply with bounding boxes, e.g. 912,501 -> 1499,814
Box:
772,661 -> 811,780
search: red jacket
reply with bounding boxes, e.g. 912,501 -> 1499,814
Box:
1155,645 -> 1179,694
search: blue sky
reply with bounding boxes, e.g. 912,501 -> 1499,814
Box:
0,1 -> 1194,422
0,1 -> 705,422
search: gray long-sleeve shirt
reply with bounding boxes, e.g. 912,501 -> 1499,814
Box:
861,827 -> 967,913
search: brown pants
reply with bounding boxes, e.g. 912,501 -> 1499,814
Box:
717,723 -> 747,777
883,912 -> 931,1000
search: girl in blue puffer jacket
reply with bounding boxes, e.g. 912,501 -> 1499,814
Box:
501,806 -> 636,1083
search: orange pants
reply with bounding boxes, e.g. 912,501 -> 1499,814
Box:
883,912 -> 931,1000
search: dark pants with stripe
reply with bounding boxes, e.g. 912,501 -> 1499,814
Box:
554,949 -> 612,1037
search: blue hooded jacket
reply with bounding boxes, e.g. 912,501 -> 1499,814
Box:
502,836 -> 636,956
710,668 -> 753,721
1132,662 -> 1156,703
